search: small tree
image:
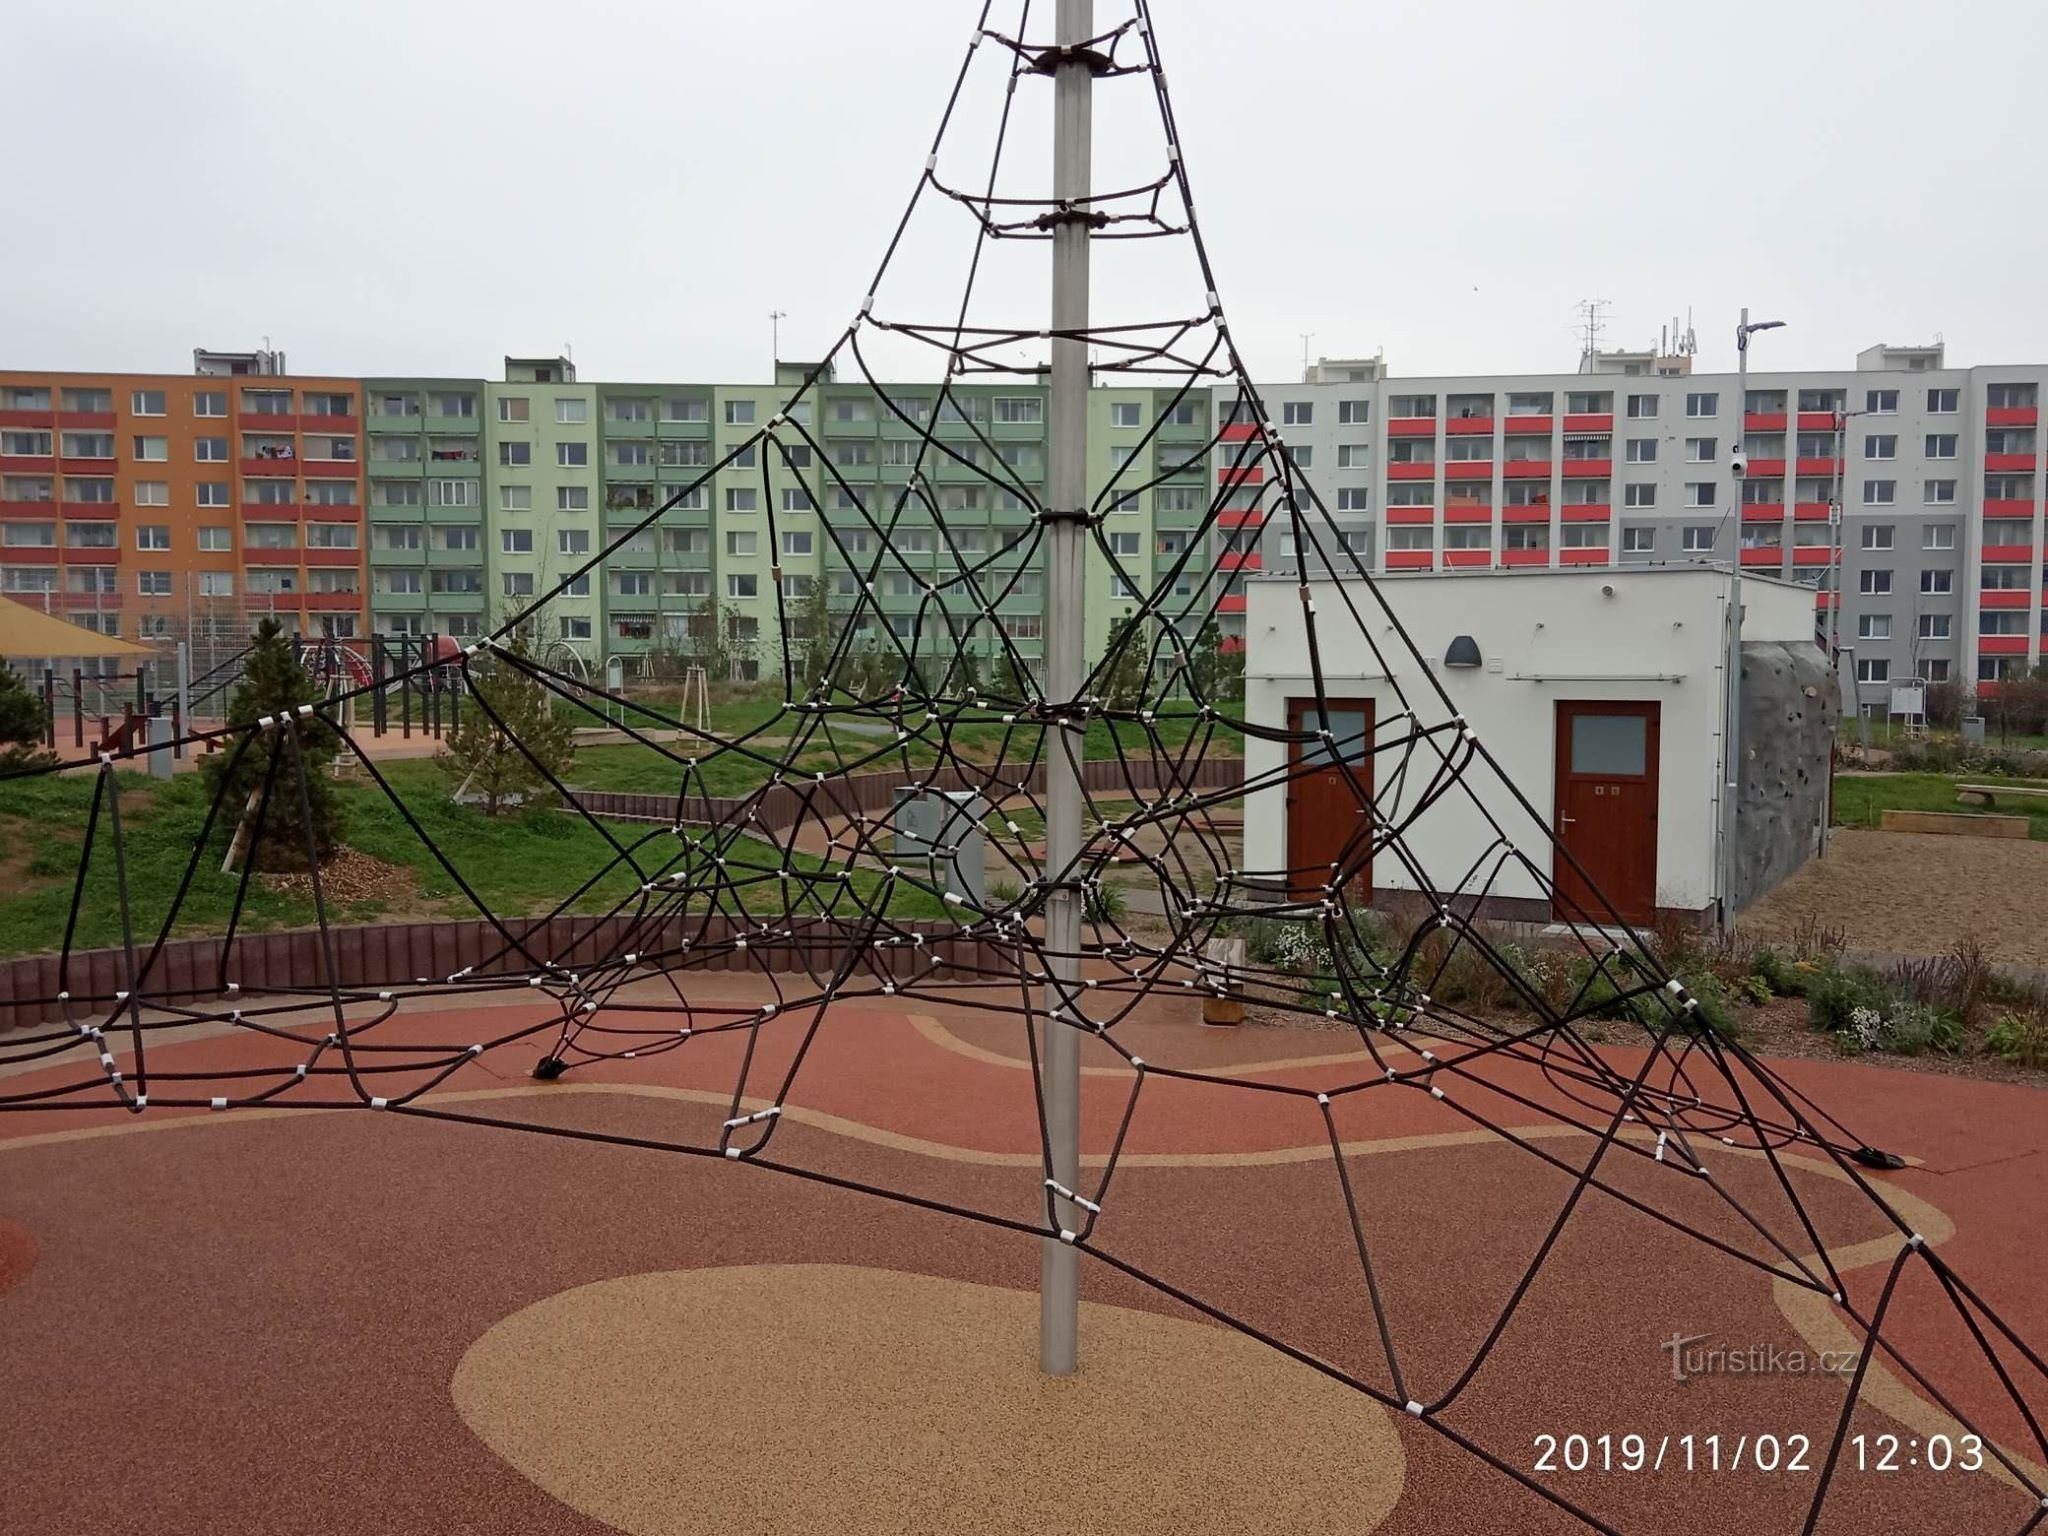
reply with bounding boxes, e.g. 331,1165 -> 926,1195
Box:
210,617 -> 342,872
0,659 -> 55,771
787,577 -> 835,699
439,635 -> 576,816
1099,613 -> 1151,708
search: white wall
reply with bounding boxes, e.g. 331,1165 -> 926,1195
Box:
1241,567 -> 1814,916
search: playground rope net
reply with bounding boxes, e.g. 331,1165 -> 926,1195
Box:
3,5 -> 2044,1531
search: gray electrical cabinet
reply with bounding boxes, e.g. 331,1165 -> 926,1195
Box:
892,787 -> 990,910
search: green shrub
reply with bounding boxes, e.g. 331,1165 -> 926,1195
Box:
1084,881 -> 1127,926
1880,1002 -> 1964,1057
1986,1011 -> 2048,1069
1806,965 -> 1896,1037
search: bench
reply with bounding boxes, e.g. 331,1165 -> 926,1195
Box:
1956,783 -> 2048,809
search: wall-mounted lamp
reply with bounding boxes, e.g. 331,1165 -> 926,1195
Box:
1444,634 -> 1482,669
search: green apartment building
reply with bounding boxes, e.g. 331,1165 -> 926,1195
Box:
485,358 -> 600,659
364,377 -> 488,641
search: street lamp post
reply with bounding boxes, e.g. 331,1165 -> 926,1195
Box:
1723,309 -> 1785,937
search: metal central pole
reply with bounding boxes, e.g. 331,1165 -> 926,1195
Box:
1040,0 -> 1092,1378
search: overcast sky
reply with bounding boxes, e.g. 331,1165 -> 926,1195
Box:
11,0 -> 2048,385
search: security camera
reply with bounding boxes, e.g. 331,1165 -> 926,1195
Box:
1729,448 -> 1749,479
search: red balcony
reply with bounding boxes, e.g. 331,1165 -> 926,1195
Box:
1443,548 -> 1491,568
57,411 -> 116,430
1984,499 -> 2035,519
242,502 -> 301,519
301,459 -> 359,479
1443,461 -> 1491,482
1501,504 -> 1551,524
1385,417 -> 1435,439
0,409 -> 55,429
1501,547 -> 1549,567
58,458 -> 117,477
0,456 -> 53,474
1745,412 -> 1788,432
1985,452 -> 2038,473
1215,509 -> 1262,529
299,414 -> 360,435
304,503 -> 361,523
1215,550 -> 1260,575
1,546 -> 58,564
1216,464 -> 1264,487
1563,413 -> 1613,434
1386,461 -> 1434,481
240,457 -> 298,477
1981,589 -> 2032,610
1443,502 -> 1492,524
1503,416 -> 1551,436
1795,457 -> 1838,477
1739,547 -> 1782,567
59,503 -> 120,521
1217,594 -> 1246,614
1502,460 -> 1552,479
1559,503 -> 1610,523
53,591 -> 121,611
235,412 -> 298,434
1219,422 -> 1262,444
1982,545 -> 2036,564
254,592 -> 306,611
1560,458 -> 1610,479
1384,505 -> 1435,525
1793,502 -> 1832,521
1445,416 -> 1494,436
1795,411 -> 1838,431
1558,547 -> 1609,567
1745,458 -> 1787,479
63,548 -> 120,566
1385,551 -> 1433,571
1742,503 -> 1786,522
1988,406 -> 2038,428
0,501 -> 59,519
1791,546 -> 1832,567
244,549 -> 300,568
1815,591 -> 1839,609
304,547 -> 360,567
302,591 -> 363,612
1979,634 -> 2031,657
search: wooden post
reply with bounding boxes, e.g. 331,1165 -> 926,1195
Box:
1202,935 -> 1247,1026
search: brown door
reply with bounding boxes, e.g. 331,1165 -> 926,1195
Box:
1552,701 -> 1661,925
1285,698 -> 1374,901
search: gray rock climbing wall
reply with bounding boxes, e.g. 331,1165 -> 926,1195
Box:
1733,639 -> 1839,913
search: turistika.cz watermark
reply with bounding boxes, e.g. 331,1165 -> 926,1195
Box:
1661,1332 -> 1860,1383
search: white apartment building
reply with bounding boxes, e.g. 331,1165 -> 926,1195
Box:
1215,343 -> 2045,714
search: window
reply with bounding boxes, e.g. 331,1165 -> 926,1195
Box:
1386,527 -> 1433,551
1289,446 -> 1313,468
1110,402 -> 1141,428
1864,434 -> 1895,459
1620,394 -> 1656,420
1856,658 -> 1890,684
1920,478 -> 1956,506
1921,569 -> 1953,594
1560,524 -> 1607,548
781,444 -> 812,469
726,488 -> 757,513
558,529 -> 590,556
554,398 -> 588,425
499,529 -> 533,555
1860,524 -> 1894,550
1858,613 -> 1892,642
497,396 -> 530,423
727,574 -> 758,599
133,481 -> 168,507
1919,613 -> 1951,640
136,571 -> 172,597
1685,437 -> 1716,462
1923,434 -> 1956,459
62,432 -> 115,459
1863,480 -> 1895,505
1682,525 -> 1715,553
501,573 -> 535,598
556,442 -> 588,468
1859,569 -> 1892,595
1336,488 -> 1370,511
193,391 -> 227,418
428,479 -> 476,507
197,482 -> 230,507
724,400 -> 756,426
557,486 -> 589,512
1685,482 -> 1716,508
1918,659 -> 1951,683
1623,483 -> 1656,508
664,397 -> 711,423
1326,443 -> 1368,470
306,524 -> 357,550
60,388 -> 113,413
1622,527 -> 1655,552
193,436 -> 229,462
1685,392 -> 1718,418
129,389 -> 166,417
426,391 -> 475,418
1920,523 -> 1955,551
726,531 -> 757,557
498,441 -> 531,468
1864,389 -> 1897,415
0,431 -> 52,458
190,526 -> 231,553
1620,438 -> 1656,464
1281,401 -> 1313,427
132,524 -> 170,551
781,487 -> 814,513
1,521 -> 55,547
199,572 -> 235,598
1925,388 -> 1958,414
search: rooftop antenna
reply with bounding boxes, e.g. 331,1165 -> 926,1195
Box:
1678,307 -> 1697,357
1299,332 -> 1315,381
1575,299 -> 1609,365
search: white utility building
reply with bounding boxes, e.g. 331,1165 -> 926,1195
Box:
1241,566 -> 1835,927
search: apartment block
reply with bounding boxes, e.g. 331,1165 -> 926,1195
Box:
1224,343 -> 2048,713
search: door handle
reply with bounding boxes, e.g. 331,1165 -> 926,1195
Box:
1560,815 -> 1577,824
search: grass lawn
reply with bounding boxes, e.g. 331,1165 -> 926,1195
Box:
1832,771 -> 2048,840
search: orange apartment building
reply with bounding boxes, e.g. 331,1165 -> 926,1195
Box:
0,361 -> 366,649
